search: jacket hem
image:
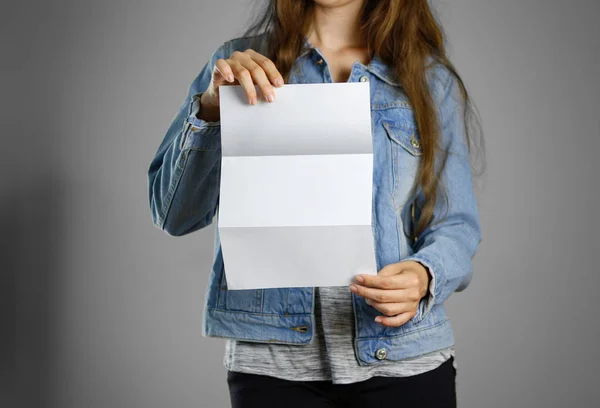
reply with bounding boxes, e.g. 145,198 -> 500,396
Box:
354,317 -> 455,366
202,307 -> 316,345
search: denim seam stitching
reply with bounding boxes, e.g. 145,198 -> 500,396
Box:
207,307 -> 312,317
355,316 -> 450,341
159,143 -> 187,228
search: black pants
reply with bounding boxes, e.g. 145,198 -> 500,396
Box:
227,355 -> 456,408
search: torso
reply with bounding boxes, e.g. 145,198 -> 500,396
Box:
201,34 -> 462,366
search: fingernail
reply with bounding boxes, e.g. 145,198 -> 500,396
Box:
375,317 -> 382,323
227,75 -> 234,82
267,94 -> 274,102
365,298 -> 371,305
250,97 -> 256,105
275,77 -> 284,86
355,275 -> 364,283
349,285 -> 358,293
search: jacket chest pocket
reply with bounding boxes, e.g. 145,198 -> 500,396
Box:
381,119 -> 423,211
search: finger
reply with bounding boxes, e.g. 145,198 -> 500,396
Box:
350,284 -> 419,303
375,311 -> 415,327
246,49 -> 284,87
353,264 -> 400,288
357,271 -> 418,291
214,58 -> 235,83
239,57 -> 275,102
372,260 -> 422,277
228,60 -> 258,104
365,299 -> 412,317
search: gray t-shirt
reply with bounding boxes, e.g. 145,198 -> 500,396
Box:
224,285 -> 456,385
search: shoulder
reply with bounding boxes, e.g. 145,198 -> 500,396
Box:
425,59 -> 466,126
425,59 -> 460,105
423,58 -> 471,153
218,32 -> 270,58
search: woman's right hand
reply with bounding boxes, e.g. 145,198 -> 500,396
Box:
199,49 -> 285,121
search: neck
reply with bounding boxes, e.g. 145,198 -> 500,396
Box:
307,1 -> 366,52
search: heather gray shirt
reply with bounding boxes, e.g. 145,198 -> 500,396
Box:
224,285 -> 456,385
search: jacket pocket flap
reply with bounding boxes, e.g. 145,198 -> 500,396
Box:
382,122 -> 423,157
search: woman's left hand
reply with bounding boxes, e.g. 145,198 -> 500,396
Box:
349,260 -> 431,327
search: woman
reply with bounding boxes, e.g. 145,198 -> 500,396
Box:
148,0 -> 483,406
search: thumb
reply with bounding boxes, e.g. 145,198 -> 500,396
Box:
396,260 -> 425,272
377,263 -> 402,276
378,260 -> 422,276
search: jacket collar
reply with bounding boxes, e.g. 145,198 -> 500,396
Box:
299,35 -> 401,87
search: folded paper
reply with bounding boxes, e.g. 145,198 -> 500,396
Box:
218,82 -> 377,289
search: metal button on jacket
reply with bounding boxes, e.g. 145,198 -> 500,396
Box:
375,348 -> 388,360
359,75 -> 369,82
411,136 -> 420,148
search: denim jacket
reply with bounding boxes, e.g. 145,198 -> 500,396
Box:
147,33 -> 481,366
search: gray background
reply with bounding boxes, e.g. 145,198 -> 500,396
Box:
2,0 -> 599,407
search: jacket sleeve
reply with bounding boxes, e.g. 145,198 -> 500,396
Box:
147,42 -> 228,236
403,65 -> 483,323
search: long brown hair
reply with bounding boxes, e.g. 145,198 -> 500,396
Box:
243,0 -> 484,242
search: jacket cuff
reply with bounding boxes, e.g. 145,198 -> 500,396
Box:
179,92 -> 221,151
402,250 -> 446,324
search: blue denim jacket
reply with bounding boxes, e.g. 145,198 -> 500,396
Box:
147,33 -> 481,366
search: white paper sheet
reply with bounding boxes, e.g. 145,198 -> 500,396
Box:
218,82 -> 377,289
